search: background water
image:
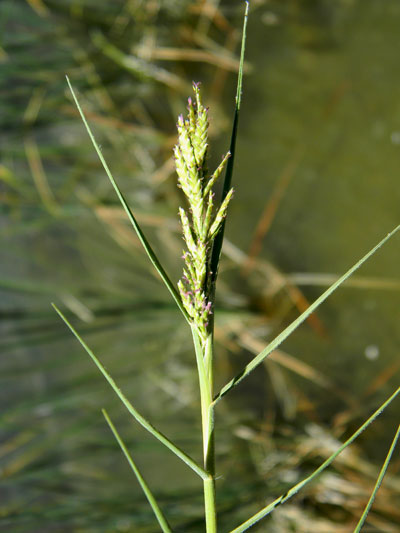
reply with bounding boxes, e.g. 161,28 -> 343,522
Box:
1,1 -> 399,532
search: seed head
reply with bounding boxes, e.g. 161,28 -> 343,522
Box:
174,83 -> 233,342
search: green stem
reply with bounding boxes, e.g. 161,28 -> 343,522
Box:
192,328 -> 217,533
204,476 -> 216,533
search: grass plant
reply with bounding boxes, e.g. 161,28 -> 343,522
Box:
51,3 -> 400,531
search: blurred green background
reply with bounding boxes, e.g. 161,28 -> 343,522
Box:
1,1 -> 399,532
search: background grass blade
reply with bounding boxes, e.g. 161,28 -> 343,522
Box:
228,385 -> 400,533
214,223 -> 400,403
65,76 -> 189,323
209,1 -> 249,289
52,304 -> 208,480
102,409 -> 173,533
353,424 -> 400,533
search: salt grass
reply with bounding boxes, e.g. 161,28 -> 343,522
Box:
55,3 -> 400,531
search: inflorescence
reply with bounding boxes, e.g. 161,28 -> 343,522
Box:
175,83 -> 232,341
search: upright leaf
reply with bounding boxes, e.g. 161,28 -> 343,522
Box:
209,1 -> 249,289
66,76 -> 189,323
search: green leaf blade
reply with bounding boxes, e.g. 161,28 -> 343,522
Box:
52,303 -> 208,480
103,409 -> 173,533
215,224 -> 400,403
209,1 -> 249,290
353,424 -> 400,533
65,76 -> 189,323
228,385 -> 400,533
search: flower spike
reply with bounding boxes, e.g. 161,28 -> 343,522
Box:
174,84 -> 232,342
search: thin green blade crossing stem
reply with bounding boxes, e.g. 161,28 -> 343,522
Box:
102,409 -> 173,533
210,1 -> 249,289
214,224 -> 400,404
353,424 -> 400,533
229,385 -> 400,533
52,304 -> 208,480
65,76 -> 189,323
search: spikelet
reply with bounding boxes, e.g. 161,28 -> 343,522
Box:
209,188 -> 234,240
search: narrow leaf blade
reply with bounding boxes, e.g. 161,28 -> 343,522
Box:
65,76 -> 189,323
210,1 -> 249,288
103,409 -> 173,533
52,303 -> 207,480
228,385 -> 400,533
353,424 -> 400,533
215,224 -> 400,403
